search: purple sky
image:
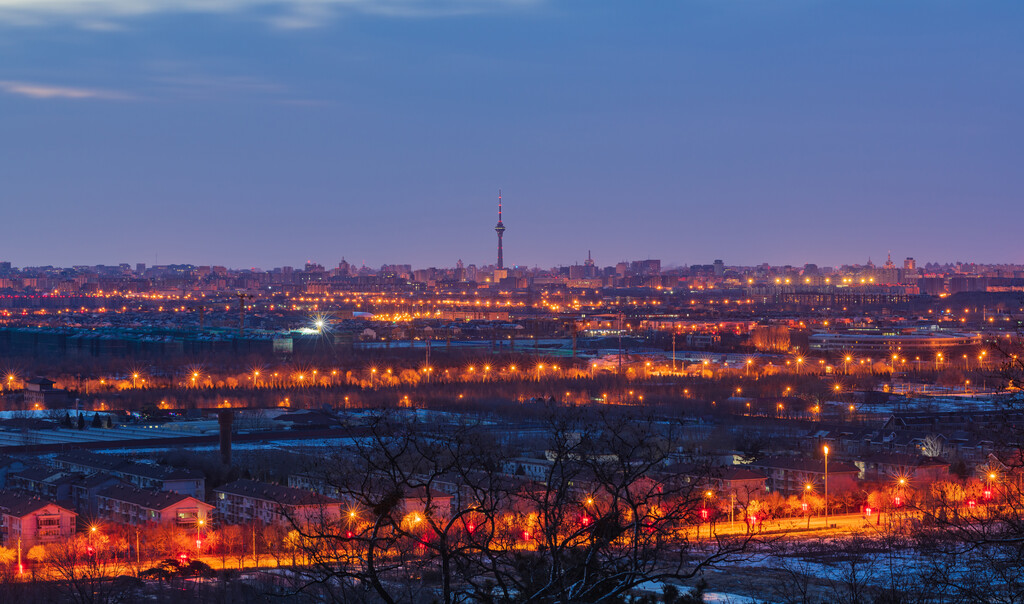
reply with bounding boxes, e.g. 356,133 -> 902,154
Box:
1,1 -> 1022,269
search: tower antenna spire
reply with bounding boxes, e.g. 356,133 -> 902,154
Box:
495,189 -> 506,269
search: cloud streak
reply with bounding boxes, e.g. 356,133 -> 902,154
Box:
0,80 -> 132,100
0,0 -> 541,28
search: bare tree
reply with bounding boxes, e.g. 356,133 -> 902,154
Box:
46,533 -> 136,604
281,408 -> 755,603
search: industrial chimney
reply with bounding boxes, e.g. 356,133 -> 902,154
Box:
218,410 -> 234,466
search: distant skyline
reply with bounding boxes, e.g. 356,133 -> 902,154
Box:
3,253 -> 1019,273
1,1 -> 1022,268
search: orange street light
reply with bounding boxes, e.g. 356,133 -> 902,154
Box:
823,445 -> 830,528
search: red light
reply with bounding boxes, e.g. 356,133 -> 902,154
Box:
700,508 -> 709,521
345,530 -> 354,539
581,515 -> 591,527
968,499 -> 976,508
801,502 -> 808,512
196,539 -> 202,549
865,507 -> 872,517
984,489 -> 992,500
893,496 -> 901,507
522,531 -> 531,540
467,522 -> 475,534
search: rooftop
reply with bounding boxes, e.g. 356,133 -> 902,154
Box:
216,479 -> 339,507
98,483 -> 202,510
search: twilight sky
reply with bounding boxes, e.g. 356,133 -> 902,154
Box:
1,0 -> 1022,270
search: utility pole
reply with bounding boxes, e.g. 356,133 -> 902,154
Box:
618,312 -> 625,374
672,330 -> 677,370
824,445 -> 830,529
570,321 -> 578,359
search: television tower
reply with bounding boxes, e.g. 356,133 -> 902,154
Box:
495,189 -> 506,269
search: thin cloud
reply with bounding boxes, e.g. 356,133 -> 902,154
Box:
0,80 -> 133,100
0,0 -> 542,28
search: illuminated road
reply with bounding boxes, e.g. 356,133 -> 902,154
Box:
10,508 -> 937,585
688,510 -> 913,541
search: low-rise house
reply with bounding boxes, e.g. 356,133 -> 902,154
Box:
287,472 -> 342,499
96,483 -> 213,526
0,489 -> 76,548
503,457 -> 554,481
665,465 -> 768,504
746,457 -> 859,495
23,377 -> 69,407
0,457 -> 27,488
215,479 -> 341,527
51,451 -> 204,498
70,474 -> 128,517
853,452 -> 950,483
706,467 -> 768,503
8,467 -> 73,501
395,486 -> 452,522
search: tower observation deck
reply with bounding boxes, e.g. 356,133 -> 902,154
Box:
495,190 -> 506,269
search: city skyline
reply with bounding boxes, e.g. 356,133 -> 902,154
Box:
4,3 -> 1024,601
2,1 -> 1022,268
1,252 -> 1020,274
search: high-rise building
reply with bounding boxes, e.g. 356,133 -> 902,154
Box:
904,257 -> 916,270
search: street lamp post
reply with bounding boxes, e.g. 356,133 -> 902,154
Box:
197,518 -> 205,553
823,445 -> 829,529
804,483 -> 813,529
672,331 -> 677,371
730,492 -> 736,528
88,525 -> 99,569
895,477 -> 907,527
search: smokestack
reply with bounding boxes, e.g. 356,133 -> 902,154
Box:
218,410 -> 234,467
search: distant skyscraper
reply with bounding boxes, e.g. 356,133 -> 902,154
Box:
904,257 -> 916,270
494,190 -> 506,269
